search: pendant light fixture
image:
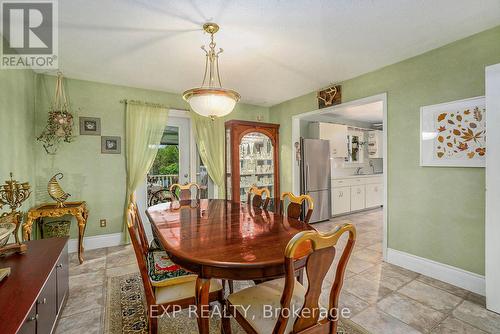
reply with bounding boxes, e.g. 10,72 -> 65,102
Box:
183,23 -> 240,119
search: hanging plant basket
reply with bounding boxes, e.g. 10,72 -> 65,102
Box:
37,72 -> 75,154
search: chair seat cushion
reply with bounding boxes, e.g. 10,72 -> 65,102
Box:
228,278 -> 310,334
147,250 -> 197,287
155,279 -> 223,304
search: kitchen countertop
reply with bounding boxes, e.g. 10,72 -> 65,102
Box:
332,173 -> 383,180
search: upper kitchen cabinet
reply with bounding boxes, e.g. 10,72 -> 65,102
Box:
309,122 -> 348,158
367,130 -> 383,158
225,120 -> 280,203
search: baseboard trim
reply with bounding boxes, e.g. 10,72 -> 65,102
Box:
68,232 -> 123,253
386,248 -> 485,296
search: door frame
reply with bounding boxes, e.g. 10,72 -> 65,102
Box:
136,109 -> 197,238
486,63 -> 500,312
291,93 -> 388,260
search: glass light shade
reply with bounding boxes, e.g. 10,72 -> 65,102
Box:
183,88 -> 240,118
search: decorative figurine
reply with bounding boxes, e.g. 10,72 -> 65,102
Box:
48,173 -> 71,207
0,172 -> 30,255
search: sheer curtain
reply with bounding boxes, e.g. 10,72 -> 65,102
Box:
191,112 -> 225,198
124,102 -> 169,241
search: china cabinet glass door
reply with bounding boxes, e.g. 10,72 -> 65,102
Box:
239,132 -> 274,202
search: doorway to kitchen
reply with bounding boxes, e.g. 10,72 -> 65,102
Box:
291,93 -> 388,259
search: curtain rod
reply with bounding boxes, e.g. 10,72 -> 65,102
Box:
120,99 -> 169,109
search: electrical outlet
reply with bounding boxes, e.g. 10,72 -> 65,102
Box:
100,219 -> 106,227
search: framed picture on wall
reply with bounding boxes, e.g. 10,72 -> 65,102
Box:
420,96 -> 486,167
101,136 -> 121,154
79,117 -> 101,135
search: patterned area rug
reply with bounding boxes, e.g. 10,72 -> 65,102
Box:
105,273 -> 370,334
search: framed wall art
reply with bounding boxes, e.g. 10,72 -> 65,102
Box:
79,117 -> 101,135
101,136 -> 121,154
420,96 -> 485,167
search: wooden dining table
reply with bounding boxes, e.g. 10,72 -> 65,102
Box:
146,198 -> 314,334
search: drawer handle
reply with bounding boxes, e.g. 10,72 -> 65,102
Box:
57,263 -> 63,268
37,298 -> 47,305
28,314 -> 38,322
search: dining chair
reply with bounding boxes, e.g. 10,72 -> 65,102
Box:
280,192 -> 314,224
247,185 -> 271,210
127,202 -> 224,334
170,182 -> 200,200
221,223 -> 356,334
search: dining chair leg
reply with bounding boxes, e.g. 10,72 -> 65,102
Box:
149,315 -> 158,334
221,303 -> 233,334
228,280 -> 234,294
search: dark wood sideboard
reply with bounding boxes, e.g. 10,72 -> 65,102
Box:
0,238 -> 69,334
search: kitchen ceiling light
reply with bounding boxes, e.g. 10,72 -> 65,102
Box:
183,23 -> 240,119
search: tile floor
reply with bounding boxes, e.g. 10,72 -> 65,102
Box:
55,208 -> 500,334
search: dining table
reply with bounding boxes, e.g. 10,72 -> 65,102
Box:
146,198 -> 314,334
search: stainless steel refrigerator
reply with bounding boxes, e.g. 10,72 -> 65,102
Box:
300,138 -> 331,223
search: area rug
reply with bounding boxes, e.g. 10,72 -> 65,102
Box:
105,273 -> 370,334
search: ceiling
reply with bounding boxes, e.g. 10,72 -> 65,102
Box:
57,0 -> 500,107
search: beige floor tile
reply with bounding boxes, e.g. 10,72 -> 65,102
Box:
347,257 -> 378,274
69,269 -> 106,291
69,248 -> 107,265
69,257 -> 106,276
351,306 -> 422,334
106,261 -> 139,277
430,316 -> 488,334
359,263 -> 416,290
416,275 -> 470,299
343,276 -> 393,304
453,300 -> 500,333
378,293 -> 446,332
338,290 -> 370,316
399,280 -> 463,312
352,248 -> 383,263
55,308 -> 102,334
106,247 -> 136,268
61,285 -> 104,317
466,292 -> 487,307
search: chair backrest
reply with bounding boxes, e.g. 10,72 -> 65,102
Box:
281,192 -> 314,223
126,202 -> 156,306
247,185 -> 271,209
148,188 -> 175,206
274,223 -> 356,334
170,182 -> 200,200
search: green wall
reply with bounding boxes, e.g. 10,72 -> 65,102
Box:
270,25 -> 500,275
0,69 -> 36,212
34,75 -> 269,238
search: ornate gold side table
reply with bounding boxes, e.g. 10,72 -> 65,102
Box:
23,201 -> 89,264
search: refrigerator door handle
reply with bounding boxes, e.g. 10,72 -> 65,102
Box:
305,164 -> 310,192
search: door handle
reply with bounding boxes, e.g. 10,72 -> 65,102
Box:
305,164 -> 310,191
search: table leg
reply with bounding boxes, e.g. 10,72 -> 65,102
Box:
195,277 -> 211,334
76,215 -> 86,264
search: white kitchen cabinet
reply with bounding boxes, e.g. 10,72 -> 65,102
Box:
365,183 -> 383,207
309,122 -> 348,158
367,130 -> 383,158
332,187 -> 351,215
350,185 -> 366,211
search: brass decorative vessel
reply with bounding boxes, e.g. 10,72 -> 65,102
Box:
48,173 -> 71,207
0,173 -> 30,255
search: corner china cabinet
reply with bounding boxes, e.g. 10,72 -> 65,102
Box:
225,120 -> 280,203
